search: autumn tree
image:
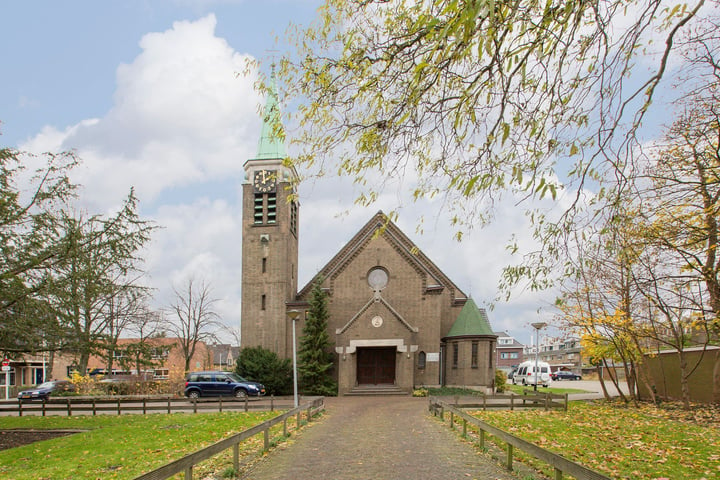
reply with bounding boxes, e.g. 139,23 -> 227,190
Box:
629,85 -> 720,404
167,278 -> 220,373
558,220 -> 646,404
272,0 -> 716,295
298,279 -> 337,396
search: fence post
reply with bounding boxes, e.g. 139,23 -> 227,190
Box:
185,465 -> 192,480
270,395 -> 274,412
483,393 -> 487,410
263,427 -> 270,452
93,399 -> 97,416
193,398 -> 197,414
554,467 -> 563,480
143,398 -> 147,415
18,401 -> 23,417
449,411 -> 454,430
67,398 -> 71,417
462,418 -> 467,438
506,443 -> 513,471
219,396 -> 223,413
283,417 -> 288,436
510,393 -> 514,411
564,393 -> 568,412
117,398 -> 121,415
479,429 -> 485,449
168,398 -> 171,414
233,443 -> 239,471
244,396 -> 248,412
306,405 -> 311,423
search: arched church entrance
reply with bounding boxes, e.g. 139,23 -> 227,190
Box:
357,347 -> 396,385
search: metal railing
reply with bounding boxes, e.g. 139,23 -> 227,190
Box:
429,399 -> 610,480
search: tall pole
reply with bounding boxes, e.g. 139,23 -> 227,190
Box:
531,322 -> 547,392
288,310 -> 302,408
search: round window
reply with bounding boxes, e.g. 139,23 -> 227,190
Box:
367,267 -> 389,290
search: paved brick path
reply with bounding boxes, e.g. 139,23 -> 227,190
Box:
241,396 -> 523,480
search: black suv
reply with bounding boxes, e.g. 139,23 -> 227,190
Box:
184,371 -> 266,399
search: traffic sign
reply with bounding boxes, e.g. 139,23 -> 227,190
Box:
1,366 -> 10,372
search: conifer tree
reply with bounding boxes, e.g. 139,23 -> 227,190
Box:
298,279 -> 337,396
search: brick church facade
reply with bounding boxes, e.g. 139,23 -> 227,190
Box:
240,81 -> 497,395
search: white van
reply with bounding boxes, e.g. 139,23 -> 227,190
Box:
512,360 -> 552,387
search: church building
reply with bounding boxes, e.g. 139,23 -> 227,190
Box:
240,81 -> 497,395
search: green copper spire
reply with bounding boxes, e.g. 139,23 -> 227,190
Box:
256,70 -> 286,160
446,298 -> 494,337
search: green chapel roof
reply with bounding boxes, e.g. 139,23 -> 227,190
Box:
255,72 -> 286,160
445,298 -> 495,338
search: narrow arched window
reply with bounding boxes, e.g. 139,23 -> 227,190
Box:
418,351 -> 426,369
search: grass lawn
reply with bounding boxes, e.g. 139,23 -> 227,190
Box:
467,401 -> 720,480
0,411 -> 285,480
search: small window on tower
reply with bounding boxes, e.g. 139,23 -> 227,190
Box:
262,257 -> 267,273
261,294 -> 266,310
253,194 -> 264,224
418,351 -> 426,370
471,341 -> 479,368
267,193 -> 276,224
452,343 -> 459,369
290,201 -> 298,236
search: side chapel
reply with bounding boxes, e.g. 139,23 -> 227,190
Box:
240,81 -> 497,395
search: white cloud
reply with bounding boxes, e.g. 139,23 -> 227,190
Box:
23,14 -> 260,212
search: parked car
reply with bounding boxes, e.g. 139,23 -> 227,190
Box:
184,371 -> 266,399
550,370 -> 582,381
17,380 -> 75,402
512,360 -> 552,387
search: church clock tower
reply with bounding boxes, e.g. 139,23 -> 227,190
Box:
241,76 -> 299,359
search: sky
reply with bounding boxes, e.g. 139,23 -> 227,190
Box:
0,1 -> 564,346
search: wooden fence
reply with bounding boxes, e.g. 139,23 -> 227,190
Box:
429,399 -> 610,480
438,389 -> 568,411
0,395 -> 294,417
134,397 -> 325,480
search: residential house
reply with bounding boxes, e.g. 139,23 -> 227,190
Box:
494,331 -> 525,373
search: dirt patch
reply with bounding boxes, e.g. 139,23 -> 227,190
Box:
0,430 -> 82,451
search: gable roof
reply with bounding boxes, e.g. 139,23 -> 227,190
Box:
444,298 -> 495,338
296,211 -> 467,303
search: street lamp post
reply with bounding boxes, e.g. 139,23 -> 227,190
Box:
287,310 -> 302,408
530,322 -> 547,392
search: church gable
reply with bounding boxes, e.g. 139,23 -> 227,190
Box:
296,211 -> 467,304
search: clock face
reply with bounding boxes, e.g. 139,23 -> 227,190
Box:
371,316 -> 383,328
254,170 -> 277,193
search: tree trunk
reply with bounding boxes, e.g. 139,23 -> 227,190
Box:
678,351 -> 692,410
597,363 -> 610,400
713,350 -> 720,405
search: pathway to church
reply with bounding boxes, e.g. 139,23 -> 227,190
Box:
240,396 -> 526,480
